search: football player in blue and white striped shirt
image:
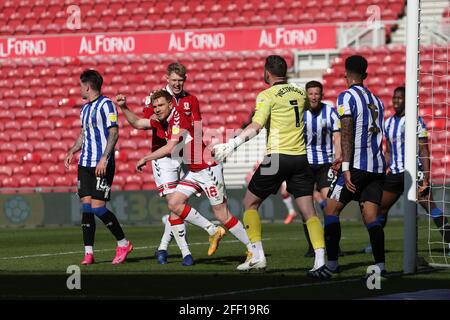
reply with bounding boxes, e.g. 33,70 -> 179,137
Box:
365,86 -> 450,254
65,69 -> 132,265
324,55 -> 387,275
286,81 -> 342,256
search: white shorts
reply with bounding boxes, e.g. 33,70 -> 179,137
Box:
152,157 -> 182,197
176,164 -> 227,206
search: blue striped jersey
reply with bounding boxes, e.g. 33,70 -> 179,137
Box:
336,85 -> 385,173
384,115 -> 428,173
79,95 -> 118,167
304,103 -> 340,164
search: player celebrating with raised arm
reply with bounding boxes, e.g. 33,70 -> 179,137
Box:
128,90 -> 257,270
324,55 -> 387,276
140,62 -> 218,265
362,86 -> 450,254
65,69 -> 132,265
116,88 -> 224,265
213,55 -> 331,278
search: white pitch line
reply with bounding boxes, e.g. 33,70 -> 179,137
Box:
0,238 -> 264,260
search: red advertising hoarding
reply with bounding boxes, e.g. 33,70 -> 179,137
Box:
0,25 -> 336,59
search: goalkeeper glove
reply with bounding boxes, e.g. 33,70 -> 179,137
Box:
213,136 -> 244,162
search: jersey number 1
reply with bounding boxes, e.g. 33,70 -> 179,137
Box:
290,100 -> 300,127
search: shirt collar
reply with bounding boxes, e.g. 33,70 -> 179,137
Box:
166,107 -> 177,123
165,85 -> 187,100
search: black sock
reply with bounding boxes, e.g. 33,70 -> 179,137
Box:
81,212 -> 96,246
324,216 -> 341,261
302,222 -> 313,250
98,210 -> 125,241
377,214 -> 388,229
433,216 -> 450,243
367,223 -> 385,264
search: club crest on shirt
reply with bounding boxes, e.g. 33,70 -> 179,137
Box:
256,98 -> 265,108
183,102 -> 190,110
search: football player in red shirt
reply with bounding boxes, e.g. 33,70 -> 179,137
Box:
134,90 -> 258,270
116,63 -> 223,266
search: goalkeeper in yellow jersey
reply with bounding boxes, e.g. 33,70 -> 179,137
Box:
213,55 -> 331,279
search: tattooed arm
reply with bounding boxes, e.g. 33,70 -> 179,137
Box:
96,126 -> 119,177
340,116 -> 356,193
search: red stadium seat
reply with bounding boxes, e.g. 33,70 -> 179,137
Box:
0,142 -> 17,153
0,166 -> 13,178
38,120 -> 54,130
16,142 -> 34,153
9,131 -> 27,142
117,163 -> 134,175
127,151 -> 143,161
124,175 -> 143,190
36,175 -> 54,189
19,176 -> 37,188
0,132 -> 10,142
52,141 -> 69,151
40,151 -> 59,164
2,177 -> 20,189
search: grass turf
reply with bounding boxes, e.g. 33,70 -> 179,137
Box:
0,219 -> 449,299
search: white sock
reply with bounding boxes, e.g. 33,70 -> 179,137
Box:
228,220 -> 250,245
327,260 -> 339,270
117,238 -> 129,247
182,206 -> 217,236
253,241 -> 264,260
171,223 -> 191,258
85,246 -> 93,254
158,217 -> 173,251
283,196 -> 296,214
247,242 -> 258,257
314,248 -> 325,269
376,262 -> 386,272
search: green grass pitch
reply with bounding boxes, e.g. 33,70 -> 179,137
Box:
1,220 -> 449,299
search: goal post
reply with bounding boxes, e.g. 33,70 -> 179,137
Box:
403,0 -> 419,274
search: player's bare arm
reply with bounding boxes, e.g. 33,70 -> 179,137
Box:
65,128 -> 84,169
385,140 -> 391,174
136,139 -> 179,172
96,126 -> 118,177
115,94 -> 152,130
331,131 -> 342,173
418,137 -> 430,193
341,116 -> 356,193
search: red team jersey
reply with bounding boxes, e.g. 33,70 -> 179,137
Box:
157,108 -> 215,172
143,88 -> 202,152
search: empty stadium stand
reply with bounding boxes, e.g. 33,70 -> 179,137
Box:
0,0 -> 406,35
0,0 -> 448,191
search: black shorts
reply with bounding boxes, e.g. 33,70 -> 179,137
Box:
78,163 -> 115,201
328,168 -> 385,205
383,172 -> 404,194
248,154 -> 314,200
383,171 -> 427,195
310,163 -> 334,191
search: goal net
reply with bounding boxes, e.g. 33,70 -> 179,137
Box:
417,1 -> 450,268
